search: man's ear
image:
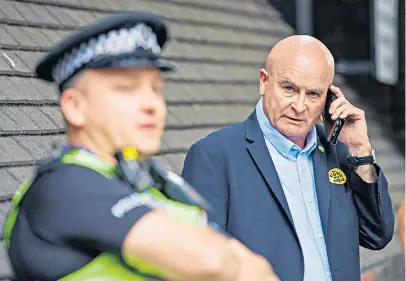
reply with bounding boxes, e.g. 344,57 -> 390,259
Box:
259,69 -> 269,96
60,88 -> 87,128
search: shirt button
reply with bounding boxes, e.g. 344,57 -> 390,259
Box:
318,233 -> 323,239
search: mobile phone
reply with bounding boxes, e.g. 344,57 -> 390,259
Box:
322,88 -> 345,145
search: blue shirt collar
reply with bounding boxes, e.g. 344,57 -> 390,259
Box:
255,97 -> 317,159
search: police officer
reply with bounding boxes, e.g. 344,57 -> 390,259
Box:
3,11 -> 279,281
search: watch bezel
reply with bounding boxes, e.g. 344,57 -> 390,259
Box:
371,149 -> 377,164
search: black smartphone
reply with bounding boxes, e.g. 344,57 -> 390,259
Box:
322,88 -> 345,145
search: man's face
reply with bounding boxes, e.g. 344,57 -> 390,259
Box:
259,57 -> 331,143
65,67 -> 167,156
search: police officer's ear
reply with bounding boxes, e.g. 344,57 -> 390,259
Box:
60,86 -> 87,128
259,69 -> 269,96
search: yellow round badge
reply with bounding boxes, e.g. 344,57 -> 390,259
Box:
328,168 -> 347,184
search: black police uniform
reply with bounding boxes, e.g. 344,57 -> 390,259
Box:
5,12 -> 178,281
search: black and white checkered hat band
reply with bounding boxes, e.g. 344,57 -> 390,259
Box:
52,23 -> 162,84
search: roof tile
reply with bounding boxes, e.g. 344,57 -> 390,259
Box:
166,109 -> 182,126
26,3 -> 60,25
171,62 -> 258,81
23,27 -> 54,48
0,137 -> 33,163
0,26 -> 18,46
3,25 -> 37,47
163,83 -> 193,102
19,107 -> 59,131
0,109 -> 20,133
15,51 -> 43,72
0,145 -> 12,164
39,107 -> 65,129
39,28 -> 65,45
0,1 -> 24,21
14,136 -> 49,160
28,135 -> 66,153
63,9 -> 94,26
0,55 -> 12,72
0,78 -> 26,103
1,107 -> 40,132
49,6 -> 80,26
7,77 -> 46,102
30,79 -> 58,102
162,129 -> 214,151
0,169 -> 19,196
7,166 -> 34,183
0,6 -> 7,18
166,41 -> 266,63
0,51 -> 31,72
10,1 -> 43,23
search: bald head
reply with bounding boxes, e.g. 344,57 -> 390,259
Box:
258,35 -> 336,147
266,35 -> 334,82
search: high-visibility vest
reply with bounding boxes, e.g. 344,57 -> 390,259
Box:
3,148 -> 207,281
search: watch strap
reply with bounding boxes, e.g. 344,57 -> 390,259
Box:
347,151 -> 376,168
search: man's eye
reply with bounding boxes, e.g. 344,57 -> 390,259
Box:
308,92 -> 320,97
284,86 -> 294,92
116,84 -> 135,91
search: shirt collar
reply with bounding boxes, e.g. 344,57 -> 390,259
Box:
255,97 -> 317,159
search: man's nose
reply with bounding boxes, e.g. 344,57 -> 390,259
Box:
292,93 -> 306,113
139,90 -> 161,115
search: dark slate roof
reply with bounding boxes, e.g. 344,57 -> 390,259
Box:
0,0 -> 403,279
0,0 -> 291,177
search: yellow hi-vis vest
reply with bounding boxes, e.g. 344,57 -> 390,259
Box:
3,149 -> 207,281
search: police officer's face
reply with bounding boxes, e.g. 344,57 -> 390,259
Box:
65,68 -> 167,156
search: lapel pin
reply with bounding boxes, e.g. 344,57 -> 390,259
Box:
317,145 -> 325,153
328,168 -> 347,184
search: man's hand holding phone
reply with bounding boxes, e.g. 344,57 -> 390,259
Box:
323,85 -> 378,182
323,86 -> 345,145
325,85 -> 370,151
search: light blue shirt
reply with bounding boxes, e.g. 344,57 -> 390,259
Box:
256,98 -> 332,281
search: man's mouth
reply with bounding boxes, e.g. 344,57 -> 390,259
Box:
139,123 -> 157,131
285,116 -> 305,123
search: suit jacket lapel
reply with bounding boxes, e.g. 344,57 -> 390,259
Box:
245,111 -> 296,232
312,136 -> 332,243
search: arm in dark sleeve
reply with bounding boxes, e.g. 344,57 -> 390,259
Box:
182,142 -> 229,230
336,142 -> 395,250
24,165 -> 153,256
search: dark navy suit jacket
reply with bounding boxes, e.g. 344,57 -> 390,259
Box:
182,111 -> 394,281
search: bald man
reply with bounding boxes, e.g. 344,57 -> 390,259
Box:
182,35 -> 395,281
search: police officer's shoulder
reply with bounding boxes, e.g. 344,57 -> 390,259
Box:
35,11 -> 174,91
31,162 -> 131,203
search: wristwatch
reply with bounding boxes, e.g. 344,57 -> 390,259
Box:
347,149 -> 376,168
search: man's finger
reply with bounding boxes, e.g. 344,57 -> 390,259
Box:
338,107 -> 354,119
329,97 -> 348,114
332,103 -> 351,119
330,85 -> 345,98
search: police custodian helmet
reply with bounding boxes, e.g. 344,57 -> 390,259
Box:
35,11 -> 174,92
